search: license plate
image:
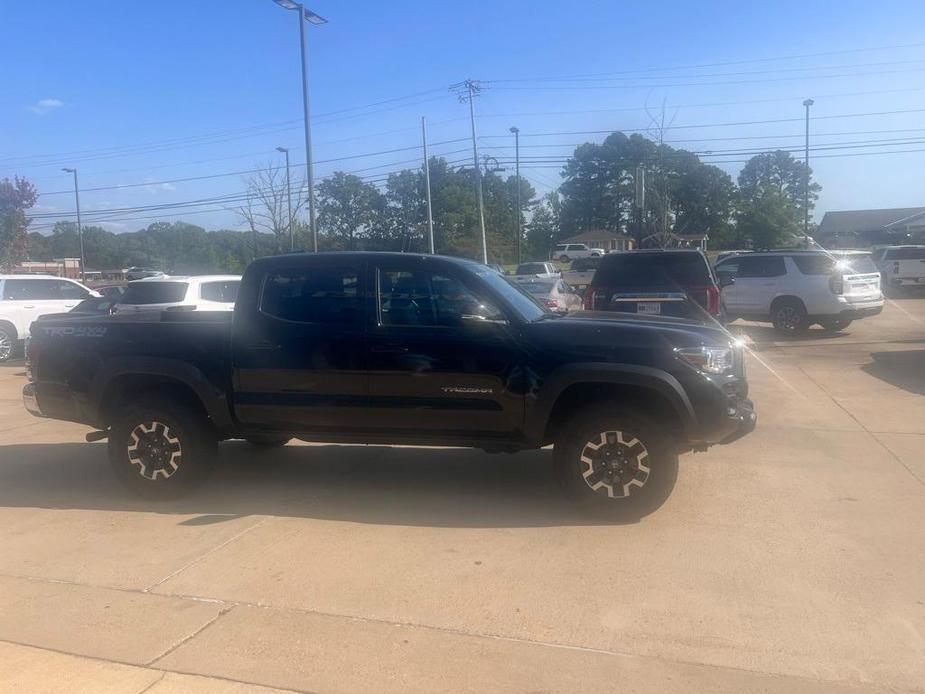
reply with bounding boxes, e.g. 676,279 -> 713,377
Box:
637,302 -> 661,315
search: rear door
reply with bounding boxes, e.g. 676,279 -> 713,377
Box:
365,256 -> 524,439
232,259 -> 369,433
725,255 -> 786,313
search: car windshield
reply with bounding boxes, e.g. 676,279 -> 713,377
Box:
474,267 -> 546,321
594,253 -> 711,287
516,279 -> 556,295
515,263 -> 549,275
120,281 -> 188,304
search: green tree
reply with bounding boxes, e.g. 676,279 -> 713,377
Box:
736,192 -> 802,250
1,177 -> 37,270
317,172 -> 386,250
737,150 -> 819,219
525,192 -> 560,260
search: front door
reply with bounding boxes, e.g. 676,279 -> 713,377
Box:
232,259 -> 369,433
365,258 -> 525,441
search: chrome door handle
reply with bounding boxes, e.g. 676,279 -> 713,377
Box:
23,304 -> 36,308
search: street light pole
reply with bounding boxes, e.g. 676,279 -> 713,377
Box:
803,98 -> 814,245
509,126 -> 521,265
61,167 -> 85,281
421,117 -> 435,254
276,146 -> 293,251
273,0 -> 327,252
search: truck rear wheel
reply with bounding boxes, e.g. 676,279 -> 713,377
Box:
108,400 -> 216,499
0,324 -> 16,363
553,408 -> 678,517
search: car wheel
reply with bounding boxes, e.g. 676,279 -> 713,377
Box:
244,435 -> 291,449
771,299 -> 809,335
553,408 -> 678,517
108,399 -> 216,499
0,325 -> 15,363
819,317 -> 852,332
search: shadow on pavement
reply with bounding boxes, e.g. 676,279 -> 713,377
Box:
728,323 -> 851,347
861,350 -> 925,396
0,441 -> 652,528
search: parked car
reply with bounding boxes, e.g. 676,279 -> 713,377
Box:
513,261 -> 559,278
510,277 -> 583,313
0,275 -> 99,362
584,250 -> 724,322
561,256 -> 601,288
870,245 -> 925,292
124,267 -> 166,282
23,252 -> 755,512
714,250 -> 883,334
551,243 -> 605,262
113,275 -> 241,314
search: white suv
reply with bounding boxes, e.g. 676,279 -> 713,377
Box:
714,251 -> 883,335
551,243 -> 605,262
0,275 -> 99,361
113,275 -> 241,314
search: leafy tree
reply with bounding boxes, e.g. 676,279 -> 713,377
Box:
736,192 -> 802,250
737,150 -> 819,218
1,177 -> 37,270
317,172 -> 385,250
525,192 -> 561,260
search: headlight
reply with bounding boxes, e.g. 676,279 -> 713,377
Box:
675,346 -> 734,374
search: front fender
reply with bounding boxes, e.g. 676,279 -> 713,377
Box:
523,363 -> 697,444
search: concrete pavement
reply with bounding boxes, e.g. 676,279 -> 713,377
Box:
0,294 -> 923,693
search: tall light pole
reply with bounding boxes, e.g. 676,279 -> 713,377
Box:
276,146 -> 294,251
509,126 -> 522,265
61,168 -> 85,281
803,98 -> 814,244
421,117 -> 435,254
452,79 -> 488,264
272,0 -> 326,253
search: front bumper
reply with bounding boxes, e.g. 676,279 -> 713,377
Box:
719,397 -> 756,444
22,383 -> 45,418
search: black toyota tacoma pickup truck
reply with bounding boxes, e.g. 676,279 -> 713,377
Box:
23,252 -> 755,513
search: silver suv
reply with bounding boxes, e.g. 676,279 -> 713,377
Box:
714,251 -> 883,335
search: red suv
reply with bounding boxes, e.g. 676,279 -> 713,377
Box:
584,249 -> 726,322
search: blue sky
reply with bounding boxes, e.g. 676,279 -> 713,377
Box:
2,0 -> 925,234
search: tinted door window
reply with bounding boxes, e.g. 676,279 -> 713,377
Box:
378,269 -> 502,328
2,279 -> 66,300
261,267 -> 359,324
735,256 -> 787,278
122,282 -> 189,304
200,280 -> 240,303
57,280 -> 90,300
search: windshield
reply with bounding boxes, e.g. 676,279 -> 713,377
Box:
594,253 -> 711,287
515,280 -> 556,295
120,281 -> 188,305
475,267 -> 546,321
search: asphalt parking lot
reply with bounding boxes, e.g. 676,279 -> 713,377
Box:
1,297 -> 924,693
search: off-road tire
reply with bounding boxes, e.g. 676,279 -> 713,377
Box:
0,325 -> 16,363
553,408 -> 678,517
108,399 -> 216,499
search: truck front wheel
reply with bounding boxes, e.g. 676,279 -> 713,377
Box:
553,408 -> 678,517
108,400 -> 216,499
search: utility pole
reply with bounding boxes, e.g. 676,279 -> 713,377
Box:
452,79 -> 488,264
634,165 -> 645,249
61,168 -> 85,281
272,0 -> 327,252
421,117 -> 435,254
509,126 -> 522,265
803,98 -> 814,246
276,146 -> 294,251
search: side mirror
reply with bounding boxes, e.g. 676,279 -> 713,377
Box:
717,273 -> 735,288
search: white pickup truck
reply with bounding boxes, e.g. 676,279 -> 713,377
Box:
551,243 -> 605,262
872,245 -> 925,292
561,257 -> 602,287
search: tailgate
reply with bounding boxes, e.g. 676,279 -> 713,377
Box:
894,259 -> 925,280
842,272 -> 881,300
602,292 -> 697,319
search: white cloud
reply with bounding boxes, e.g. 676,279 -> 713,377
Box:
143,178 -> 176,194
27,98 -> 64,116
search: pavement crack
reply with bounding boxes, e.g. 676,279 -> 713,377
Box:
145,605 -> 234,667
144,516 -> 272,593
134,671 -> 167,694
